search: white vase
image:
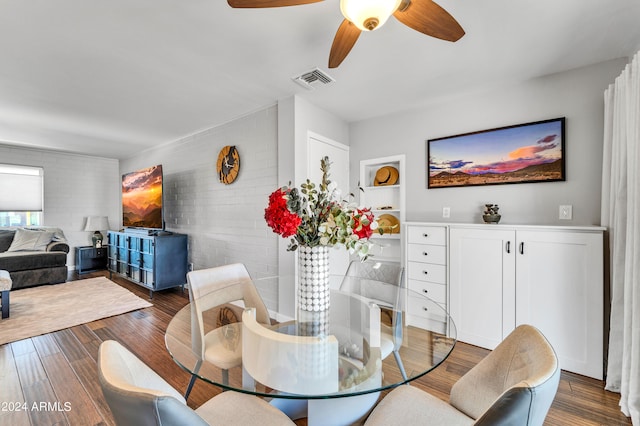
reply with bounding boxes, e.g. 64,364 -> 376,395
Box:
298,245 -> 330,313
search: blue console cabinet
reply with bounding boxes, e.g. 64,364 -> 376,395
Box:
107,230 -> 188,298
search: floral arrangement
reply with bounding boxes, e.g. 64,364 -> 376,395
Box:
264,157 -> 379,260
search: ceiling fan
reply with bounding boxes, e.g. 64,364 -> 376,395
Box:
226,0 -> 465,68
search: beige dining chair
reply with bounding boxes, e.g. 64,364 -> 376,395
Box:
242,305 -> 383,425
340,260 -> 407,379
364,324 -> 560,426
184,263 -> 271,400
242,307 -> 340,395
97,340 -> 295,426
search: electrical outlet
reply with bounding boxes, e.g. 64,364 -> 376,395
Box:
559,205 -> 573,220
442,207 -> 451,218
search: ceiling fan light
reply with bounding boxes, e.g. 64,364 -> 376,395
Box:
340,0 -> 402,32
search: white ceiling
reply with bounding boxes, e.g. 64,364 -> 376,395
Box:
1,0 -> 639,160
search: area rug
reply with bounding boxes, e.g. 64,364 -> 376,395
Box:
0,277 -> 152,345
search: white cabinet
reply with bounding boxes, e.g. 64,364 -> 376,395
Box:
405,223 -> 448,332
359,155 -> 405,263
448,225 -> 604,379
514,230 -> 603,379
448,227 -> 515,350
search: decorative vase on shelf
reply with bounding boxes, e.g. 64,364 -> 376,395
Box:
483,214 -> 501,224
482,203 -> 501,224
298,245 -> 331,313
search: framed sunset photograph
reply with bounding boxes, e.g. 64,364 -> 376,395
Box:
427,117 -> 565,188
122,164 -> 164,229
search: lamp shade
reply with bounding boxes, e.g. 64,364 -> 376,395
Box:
340,0 -> 402,31
84,216 -> 110,232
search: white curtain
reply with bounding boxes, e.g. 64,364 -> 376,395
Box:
602,50 -> 640,424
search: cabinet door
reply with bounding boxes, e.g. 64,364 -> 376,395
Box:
515,230 -> 603,379
449,227 -> 516,350
153,235 -> 188,290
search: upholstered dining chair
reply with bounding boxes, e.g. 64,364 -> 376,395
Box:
364,324 -> 560,426
184,263 -> 271,400
339,260 -> 407,379
242,307 -> 340,395
97,340 -> 295,426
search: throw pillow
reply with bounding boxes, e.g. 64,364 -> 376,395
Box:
0,229 -> 15,252
7,228 -> 55,252
25,226 -> 68,242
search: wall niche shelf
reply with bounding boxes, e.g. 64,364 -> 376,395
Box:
372,233 -> 401,240
359,155 -> 406,263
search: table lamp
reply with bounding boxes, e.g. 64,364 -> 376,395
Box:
84,216 -> 110,248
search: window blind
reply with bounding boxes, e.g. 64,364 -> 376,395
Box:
0,165 -> 44,211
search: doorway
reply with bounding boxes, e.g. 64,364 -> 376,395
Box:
307,132 -> 350,278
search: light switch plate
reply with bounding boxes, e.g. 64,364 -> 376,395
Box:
559,205 -> 572,220
443,207 -> 451,218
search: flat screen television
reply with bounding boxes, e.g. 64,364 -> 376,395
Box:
122,164 -> 164,230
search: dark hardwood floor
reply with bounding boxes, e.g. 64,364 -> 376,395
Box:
0,271 -> 631,426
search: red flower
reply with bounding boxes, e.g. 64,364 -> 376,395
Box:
264,188 -> 301,238
352,208 -> 374,239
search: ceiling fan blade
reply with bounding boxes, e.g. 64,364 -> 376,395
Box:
393,0 -> 464,42
228,0 -> 322,8
328,19 -> 362,68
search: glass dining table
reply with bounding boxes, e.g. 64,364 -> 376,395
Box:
165,275 -> 457,426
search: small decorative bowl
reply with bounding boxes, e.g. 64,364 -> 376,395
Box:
483,214 -> 501,224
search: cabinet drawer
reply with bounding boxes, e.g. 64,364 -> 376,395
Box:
408,295 -> 447,323
407,244 -> 446,265
407,226 -> 446,245
408,280 -> 446,304
407,262 -> 446,284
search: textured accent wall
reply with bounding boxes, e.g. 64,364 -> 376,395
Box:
120,105 -> 279,309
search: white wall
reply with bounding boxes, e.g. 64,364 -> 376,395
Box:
276,95 -> 350,316
349,58 -> 628,226
120,105 -> 280,308
3,58 -> 623,298
291,95 -> 350,187
0,144 -> 120,267
277,95 -> 350,185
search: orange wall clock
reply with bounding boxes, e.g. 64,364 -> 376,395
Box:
217,145 -> 240,184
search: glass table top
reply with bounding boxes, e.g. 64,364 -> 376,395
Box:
165,275 -> 457,400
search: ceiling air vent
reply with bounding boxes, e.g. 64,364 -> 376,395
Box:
292,68 -> 335,90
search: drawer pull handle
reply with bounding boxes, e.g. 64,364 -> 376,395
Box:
423,307 -> 429,312
422,289 -> 429,294
423,233 -> 429,238
423,252 -> 428,256
423,271 -> 428,275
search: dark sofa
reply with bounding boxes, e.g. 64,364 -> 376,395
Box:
0,228 -> 69,290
